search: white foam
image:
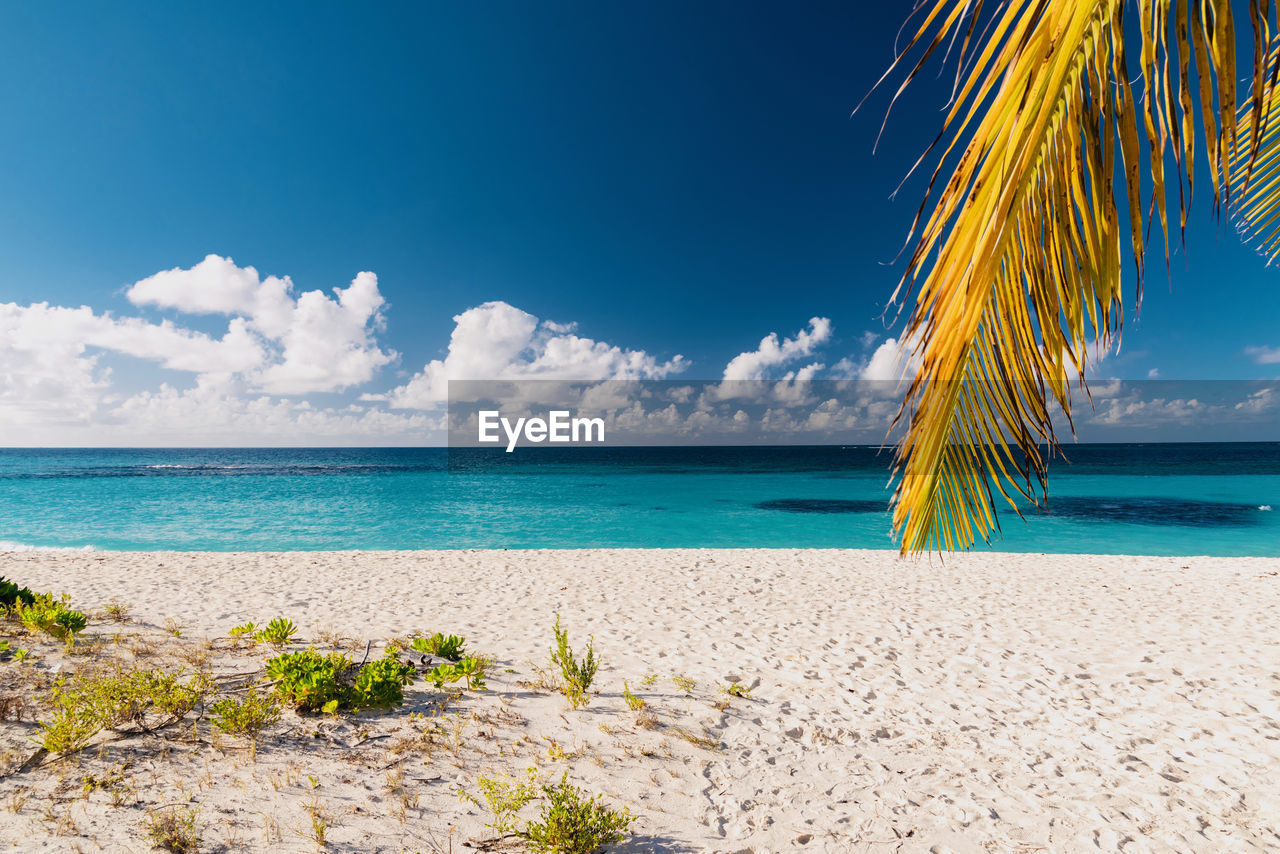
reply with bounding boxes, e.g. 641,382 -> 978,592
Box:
0,541 -> 96,553
1260,505 -> 1273,512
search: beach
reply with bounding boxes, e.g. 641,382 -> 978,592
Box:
1,548 -> 1278,852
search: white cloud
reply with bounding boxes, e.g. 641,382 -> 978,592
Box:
1090,396 -> 1208,426
102,376 -> 441,447
722,317 -> 832,381
859,334 -> 920,383
1234,387 -> 1278,414
128,255 -> 280,317
1246,345 -> 1280,365
0,301 -> 271,435
370,301 -> 687,409
128,255 -> 395,394
829,357 -> 860,379
0,257 -> 411,445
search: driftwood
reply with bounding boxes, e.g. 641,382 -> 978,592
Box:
8,710 -> 195,778
463,833 -> 521,851
14,746 -> 47,775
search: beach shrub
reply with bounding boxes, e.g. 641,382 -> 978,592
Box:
519,774 -> 633,853
16,595 -> 88,645
40,666 -> 210,754
411,632 -> 466,661
266,648 -> 416,714
52,606 -> 88,641
210,686 -> 281,751
265,649 -> 351,713
351,653 -> 418,709
254,617 -> 297,646
425,654 -> 487,691
461,767 -> 539,834
0,577 -> 36,609
622,682 -> 645,712
719,682 -> 751,699
228,622 -> 257,640
549,615 -> 598,709
144,806 -> 201,854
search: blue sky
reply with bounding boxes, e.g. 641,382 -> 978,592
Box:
0,1 -> 1277,445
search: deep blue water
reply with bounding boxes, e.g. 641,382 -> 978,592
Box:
0,445 -> 1276,555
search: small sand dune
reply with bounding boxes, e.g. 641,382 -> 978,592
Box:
2,548 -> 1278,852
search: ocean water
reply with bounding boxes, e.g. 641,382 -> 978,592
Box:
0,445 -> 1276,555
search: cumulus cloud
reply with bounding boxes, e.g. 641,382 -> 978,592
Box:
858,334 -> 921,383
1246,345 -> 1280,365
0,301 -> 269,435
821,328 -> 921,385
0,256 -> 418,445
128,255 -> 395,394
721,317 -> 832,381
127,254 -> 280,317
369,301 -> 687,409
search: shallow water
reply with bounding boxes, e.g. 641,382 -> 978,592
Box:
0,445 -> 1276,554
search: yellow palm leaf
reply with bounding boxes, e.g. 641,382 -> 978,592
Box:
880,0 -> 1269,553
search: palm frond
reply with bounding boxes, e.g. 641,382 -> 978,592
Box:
882,0 -> 1261,553
1233,43 -> 1280,256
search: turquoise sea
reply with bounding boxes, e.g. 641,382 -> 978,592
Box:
0,445 -> 1276,555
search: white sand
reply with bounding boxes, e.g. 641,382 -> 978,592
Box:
2,548 -> 1279,852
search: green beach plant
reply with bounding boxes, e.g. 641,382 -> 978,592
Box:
254,617 -> 297,646
144,805 -> 201,854
265,648 -> 352,714
518,774 -> 633,853
425,655 -> 487,691
0,640 -> 31,663
411,632 -> 467,661
210,686 -> 281,755
0,577 -> 36,610
351,652 -> 418,709
265,647 -> 416,714
228,622 -> 257,640
40,666 -> 210,754
15,595 -> 87,646
549,615 -> 598,709
460,767 -> 539,834
621,682 -> 644,712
